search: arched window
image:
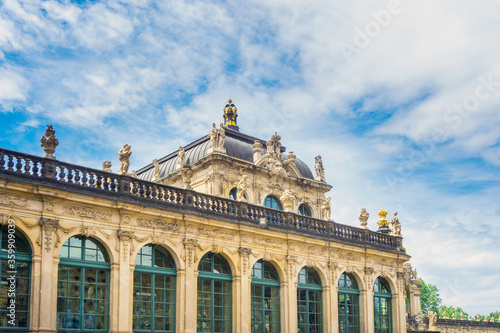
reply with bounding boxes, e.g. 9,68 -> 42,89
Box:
133,244 -> 176,332
229,187 -> 247,201
298,204 -> 312,217
197,253 -> 232,333
251,260 -> 280,333
229,188 -> 238,200
297,267 -> 322,333
264,196 -> 282,210
338,273 -> 360,333
373,277 -> 392,333
0,226 -> 31,329
57,236 -> 110,331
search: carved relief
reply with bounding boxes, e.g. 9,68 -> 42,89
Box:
238,247 -> 252,275
81,226 -> 96,238
328,261 -> 338,283
63,206 -> 112,222
39,218 -> 59,253
194,227 -> 235,241
306,259 -> 315,268
116,230 -> 134,262
137,218 -> 179,232
286,255 -> 298,278
43,201 -> 55,212
252,237 -> 284,249
183,238 -> 199,267
121,214 -> 131,225
330,249 -> 361,261
365,267 -> 374,287
0,194 -> 30,208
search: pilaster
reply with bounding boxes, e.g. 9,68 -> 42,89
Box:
183,238 -> 198,333
37,217 -> 59,333
238,247 -> 252,333
116,229 -> 134,333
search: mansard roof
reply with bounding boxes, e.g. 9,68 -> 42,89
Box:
136,128 -> 314,181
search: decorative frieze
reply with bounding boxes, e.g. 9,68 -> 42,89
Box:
0,193 -> 30,208
63,205 -> 112,222
193,226 -> 234,241
137,218 -> 179,232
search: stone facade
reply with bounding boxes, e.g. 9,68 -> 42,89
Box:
0,140 -> 409,333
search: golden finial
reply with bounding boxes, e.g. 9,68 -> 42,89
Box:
223,99 -> 239,131
378,208 -> 388,220
377,208 -> 390,228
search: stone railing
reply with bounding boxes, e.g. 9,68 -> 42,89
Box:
407,316 -> 500,333
0,147 -> 404,253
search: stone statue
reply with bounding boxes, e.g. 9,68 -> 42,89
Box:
390,212 -> 402,236
208,122 -> 227,154
315,155 -> 326,182
177,146 -> 186,168
359,208 -> 369,229
210,123 -> 218,147
415,311 -> 425,324
151,159 -> 161,182
460,313 -> 464,320
217,123 -> 226,150
236,175 -> 248,201
452,314 -> 456,320
40,125 -> 59,159
118,144 -> 132,175
265,132 -> 282,161
131,170 -> 137,178
428,311 -> 437,331
321,197 -> 331,221
102,161 -> 112,172
476,314 -> 480,321
287,151 -> 296,164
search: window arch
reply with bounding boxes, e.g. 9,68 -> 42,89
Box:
197,253 -> 232,333
373,277 -> 392,333
338,273 -> 360,333
298,204 -> 312,217
251,260 -> 280,333
297,267 -> 322,333
133,244 -> 176,332
57,236 -> 110,331
229,187 -> 247,201
0,226 -> 31,329
264,196 -> 282,210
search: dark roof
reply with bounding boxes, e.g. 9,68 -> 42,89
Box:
137,128 -> 314,180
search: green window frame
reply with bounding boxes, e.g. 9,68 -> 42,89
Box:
57,236 -> 110,332
298,204 -> 312,217
197,253 -> 232,333
251,260 -> 280,333
133,244 -> 176,332
0,226 -> 31,331
338,273 -> 360,333
264,196 -> 282,210
297,267 -> 322,333
373,277 -> 392,333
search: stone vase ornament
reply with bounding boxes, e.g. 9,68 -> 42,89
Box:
40,125 -> 59,159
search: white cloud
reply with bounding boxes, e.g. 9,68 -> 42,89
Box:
0,68 -> 29,103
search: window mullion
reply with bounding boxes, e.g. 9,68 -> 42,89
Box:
151,272 -> 155,332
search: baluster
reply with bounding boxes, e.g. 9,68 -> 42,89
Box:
59,166 -> 66,182
81,171 -> 88,186
102,174 -> 109,190
24,159 -> 31,175
74,169 -> 81,185
67,168 -> 74,184
15,157 -> 22,173
7,155 -> 14,171
89,173 -> 95,188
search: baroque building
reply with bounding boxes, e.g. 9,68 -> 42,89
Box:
1,100 -> 496,333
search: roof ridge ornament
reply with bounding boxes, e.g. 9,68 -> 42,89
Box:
223,99 -> 239,131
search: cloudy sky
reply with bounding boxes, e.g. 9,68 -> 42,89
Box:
1,0 -> 499,314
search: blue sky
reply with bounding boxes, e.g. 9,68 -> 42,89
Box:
1,0 -> 499,314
